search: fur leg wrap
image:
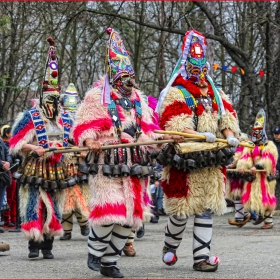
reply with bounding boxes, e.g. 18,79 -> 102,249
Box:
61,213 -> 74,233
234,200 -> 249,222
164,215 -> 188,250
101,224 -> 132,267
193,210 -> 213,264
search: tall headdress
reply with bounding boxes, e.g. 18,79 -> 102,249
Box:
61,83 -> 79,112
101,28 -> 135,104
156,30 -> 220,113
251,108 -> 267,143
40,37 -> 60,107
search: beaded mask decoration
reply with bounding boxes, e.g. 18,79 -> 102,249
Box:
40,37 -> 61,119
251,108 -> 267,144
181,30 -> 209,86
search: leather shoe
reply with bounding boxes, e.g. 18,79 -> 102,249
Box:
100,266 -> 124,278
136,225 -> 145,239
80,225 -> 89,236
193,260 -> 219,272
228,213 -> 251,228
123,243 -> 136,257
60,232 -> 72,240
253,215 -> 265,225
28,248 -> 39,258
42,249 -> 54,259
87,253 -> 101,271
261,223 -> 273,229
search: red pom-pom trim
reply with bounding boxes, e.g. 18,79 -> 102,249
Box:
196,104 -> 205,116
47,37 -> 55,46
212,102 -> 218,112
51,71 -> 58,78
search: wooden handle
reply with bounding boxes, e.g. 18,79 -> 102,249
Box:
154,130 -> 254,149
227,169 -> 265,173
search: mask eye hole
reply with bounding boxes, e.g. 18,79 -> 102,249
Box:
203,67 -> 208,74
191,68 -> 201,75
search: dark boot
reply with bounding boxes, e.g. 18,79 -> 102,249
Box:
28,239 -> 40,258
100,266 -> 124,278
42,249 -> 54,259
28,248 -> 39,258
60,232 -> 72,240
87,253 -> 101,271
80,225 -> 89,236
136,224 -> 145,239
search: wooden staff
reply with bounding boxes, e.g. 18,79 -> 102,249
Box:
41,138 -> 203,154
154,130 -> 255,149
227,169 -> 266,173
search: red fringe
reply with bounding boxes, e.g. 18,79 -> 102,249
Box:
90,203 -> 127,219
131,176 -> 143,219
160,101 -> 192,129
9,120 -> 34,148
222,99 -> 236,118
161,167 -> 189,198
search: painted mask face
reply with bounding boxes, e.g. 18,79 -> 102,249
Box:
114,73 -> 134,95
251,129 -> 263,143
41,94 -> 59,119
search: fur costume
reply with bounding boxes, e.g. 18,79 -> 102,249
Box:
236,141 -> 278,215
10,100 -> 71,241
159,80 -> 239,218
73,77 -> 159,230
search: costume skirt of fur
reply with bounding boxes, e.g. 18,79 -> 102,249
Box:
161,166 -> 227,218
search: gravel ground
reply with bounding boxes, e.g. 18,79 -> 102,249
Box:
1,212 -> 280,279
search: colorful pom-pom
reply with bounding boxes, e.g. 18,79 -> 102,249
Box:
51,71 -> 58,78
209,256 -> 220,265
47,37 -> 55,46
51,79 -> 58,85
163,252 -> 176,265
106,27 -> 113,35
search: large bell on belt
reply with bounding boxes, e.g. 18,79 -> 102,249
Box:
67,177 -> 76,187
147,165 -> 154,176
216,150 -> 226,165
88,163 -> 98,175
78,162 -> 89,174
141,166 -> 150,179
79,174 -> 88,183
121,164 -> 130,177
207,151 -> 216,166
112,165 -> 121,178
50,181 -> 58,191
130,164 -> 142,178
156,152 -> 168,166
102,165 -> 112,178
42,180 -> 49,191
196,152 -> 207,168
35,177 -> 43,187
19,174 -> 26,184
13,171 -> 23,180
26,176 -> 36,184
172,154 -> 181,169
184,159 -> 197,171
58,180 -> 68,189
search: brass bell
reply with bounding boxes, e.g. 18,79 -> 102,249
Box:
112,165 -> 121,178
130,164 -> 142,178
141,166 -> 150,179
121,164 -> 130,177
